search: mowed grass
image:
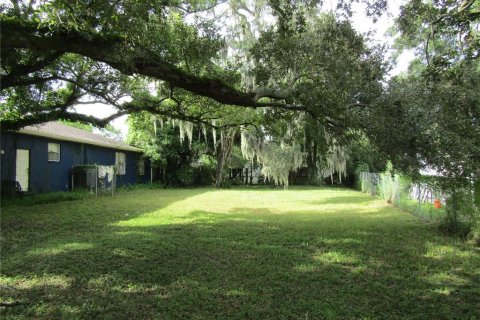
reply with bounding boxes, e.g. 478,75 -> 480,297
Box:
1,187 -> 479,319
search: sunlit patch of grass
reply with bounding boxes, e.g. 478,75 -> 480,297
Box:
314,251 -> 360,265
426,272 -> 469,286
1,186 -> 479,319
27,242 -> 94,256
432,287 -> 453,295
0,274 -> 72,292
424,242 -> 476,260
294,263 -> 319,272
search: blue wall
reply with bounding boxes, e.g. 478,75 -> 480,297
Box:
1,132 -> 151,192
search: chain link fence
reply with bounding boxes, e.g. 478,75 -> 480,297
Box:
358,172 -> 446,221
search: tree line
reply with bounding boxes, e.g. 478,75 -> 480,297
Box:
1,1 -> 479,197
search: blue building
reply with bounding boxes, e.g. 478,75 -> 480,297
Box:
1,122 -> 151,192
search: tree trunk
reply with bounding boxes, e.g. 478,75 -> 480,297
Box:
305,128 -> 318,185
215,150 -> 226,187
214,128 -> 236,188
309,140 -> 318,184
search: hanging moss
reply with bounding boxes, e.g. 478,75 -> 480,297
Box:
202,124 -> 208,144
240,128 -> 304,188
322,130 -> 349,184
176,120 -> 194,149
212,120 -> 217,147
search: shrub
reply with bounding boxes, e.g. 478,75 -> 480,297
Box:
467,219 -> 480,246
174,166 -> 195,187
216,179 -> 232,189
441,190 -> 479,239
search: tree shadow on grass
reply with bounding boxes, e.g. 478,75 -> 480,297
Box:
1,203 -> 479,319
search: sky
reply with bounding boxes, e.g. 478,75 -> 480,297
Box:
74,0 -> 415,140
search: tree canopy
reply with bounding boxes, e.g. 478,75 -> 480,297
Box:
1,0 -> 479,184
0,0 -> 389,127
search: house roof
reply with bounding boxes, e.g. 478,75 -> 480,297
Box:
18,122 -> 142,152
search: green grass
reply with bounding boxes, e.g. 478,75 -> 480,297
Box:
1,187 -> 479,319
1,191 -> 93,208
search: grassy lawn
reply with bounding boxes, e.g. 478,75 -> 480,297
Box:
1,187 -> 479,319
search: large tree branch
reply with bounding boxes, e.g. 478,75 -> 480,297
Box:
1,18 -> 305,111
2,98 -> 258,131
1,111 -> 113,130
1,51 -> 62,87
1,75 -> 58,88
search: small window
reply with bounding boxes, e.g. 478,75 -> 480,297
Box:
48,143 -> 60,162
115,152 -> 126,175
138,160 -> 145,176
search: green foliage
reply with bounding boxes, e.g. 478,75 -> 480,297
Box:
475,179 -> 480,209
358,172 -> 444,221
250,14 -> 387,185
442,189 -> 480,239
215,179 -> 233,189
252,14 -> 385,128
174,166 -> 195,187
359,170 -> 480,243
59,120 -> 94,132
0,1 -> 231,129
468,220 -> 480,246
366,61 -> 480,180
378,0 -> 480,181
128,112 -> 204,166
127,112 -> 221,186
396,0 -> 479,73
2,0 -> 477,211
228,146 -> 248,169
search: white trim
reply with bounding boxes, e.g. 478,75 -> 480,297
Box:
18,129 -> 142,152
138,159 -> 145,176
115,152 -> 126,175
16,149 -> 29,191
48,142 -> 61,162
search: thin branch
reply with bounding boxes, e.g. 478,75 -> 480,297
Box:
55,76 -> 123,107
253,101 -> 308,112
174,0 -> 228,14
2,51 -> 62,82
9,0 -> 20,16
458,0 -> 475,13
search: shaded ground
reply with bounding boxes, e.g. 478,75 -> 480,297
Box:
1,187 -> 479,319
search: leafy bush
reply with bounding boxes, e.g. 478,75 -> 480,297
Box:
193,155 -> 216,186
441,190 -> 479,239
467,220 -> 480,246
216,180 -> 232,189
230,176 -> 245,186
174,166 -> 195,187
